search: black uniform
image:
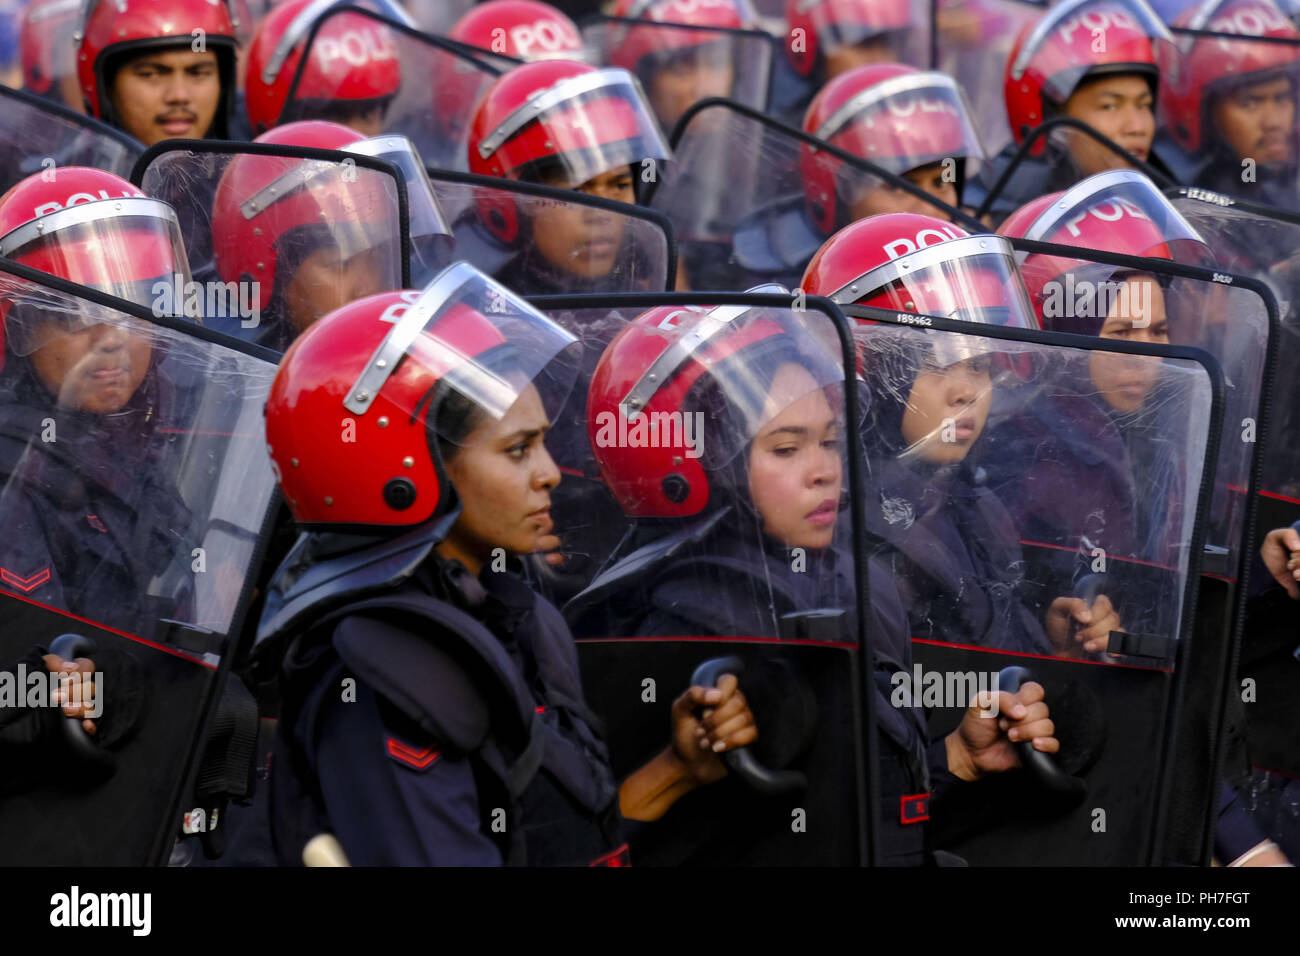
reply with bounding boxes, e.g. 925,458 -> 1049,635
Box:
257,527 -> 628,866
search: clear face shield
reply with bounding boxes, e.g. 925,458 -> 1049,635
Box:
813,72 -> 987,180
342,261 -> 583,456
825,235 -> 1041,330
345,134 -> 454,286
0,198 -> 192,311
476,67 -> 674,189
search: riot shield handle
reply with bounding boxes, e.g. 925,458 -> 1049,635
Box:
690,656 -> 807,796
48,634 -> 115,783
997,666 -> 1086,800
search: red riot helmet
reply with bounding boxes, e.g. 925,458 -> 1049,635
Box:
449,0 -> 585,61
0,167 -> 191,364
588,291 -> 844,518
801,212 -> 1040,329
243,0 -> 410,136
1004,0 -> 1172,155
783,0 -> 919,78
20,0 -> 81,101
74,0 -> 240,137
998,169 -> 1212,332
264,260 -> 582,529
1161,0 -> 1300,154
467,59 -> 672,241
0,166 -> 190,303
608,0 -> 751,71
800,62 -> 985,235
209,120 -> 405,336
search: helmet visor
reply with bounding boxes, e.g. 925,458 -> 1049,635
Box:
813,71 -> 986,176
0,197 -> 191,315
1018,169 -> 1213,264
617,291 -> 846,468
346,135 -> 454,285
478,67 -> 673,188
343,260 -> 582,447
800,0 -> 926,66
828,235 -> 1041,331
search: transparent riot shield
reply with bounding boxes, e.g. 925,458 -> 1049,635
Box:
0,260 -> 280,865
1165,187 -> 1300,792
933,0 -> 1044,154
131,141 -> 409,351
1168,187 -> 1300,526
579,14 -> 776,131
404,0 -> 476,36
425,168 -> 676,296
530,290 -> 881,865
0,85 -> 144,195
1003,239 -> 1274,860
971,118 -> 1180,227
845,303 -> 1223,864
645,98 -> 983,292
282,6 -> 505,171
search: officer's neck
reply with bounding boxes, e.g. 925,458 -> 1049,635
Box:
435,537 -> 485,578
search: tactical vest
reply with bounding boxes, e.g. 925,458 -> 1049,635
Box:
269,576 -> 628,867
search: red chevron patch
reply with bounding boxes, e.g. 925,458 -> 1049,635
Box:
0,567 -> 51,593
385,737 -> 440,769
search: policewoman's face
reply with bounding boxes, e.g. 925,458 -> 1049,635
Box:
746,363 -> 842,551
899,353 -> 992,464
28,317 -> 152,413
648,55 -> 735,132
284,246 -> 388,335
531,167 -> 633,279
441,382 -> 562,571
849,164 -> 960,221
1088,274 -> 1167,415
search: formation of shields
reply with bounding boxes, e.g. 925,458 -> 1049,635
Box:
0,0 -> 1297,873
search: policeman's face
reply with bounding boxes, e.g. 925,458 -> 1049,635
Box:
900,352 -> 992,463
1062,74 -> 1154,175
27,317 -> 152,413
530,167 -> 632,279
1212,76 -> 1297,166
648,53 -> 735,133
441,383 -> 561,571
108,48 -> 222,145
849,163 -> 960,220
747,363 -> 842,551
283,245 -> 388,336
824,36 -> 895,79
1088,274 -> 1167,414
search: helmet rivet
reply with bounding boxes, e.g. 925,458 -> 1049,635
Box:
291,457 -> 299,467
324,496 -> 334,506
376,359 -> 387,368
253,227 -> 262,236
257,262 -> 264,270
402,456 -> 414,468
647,373 -> 657,381
115,202 -> 122,210
377,416 -> 389,428
355,389 -> 370,401
979,240 -> 987,248
850,284 -> 858,292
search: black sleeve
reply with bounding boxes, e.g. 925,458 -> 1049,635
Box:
0,645 -> 60,795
